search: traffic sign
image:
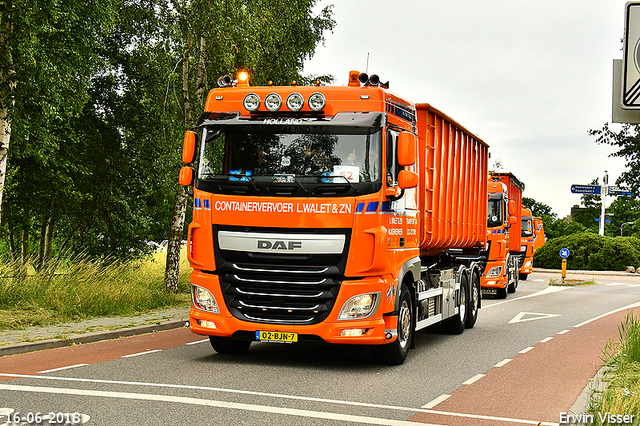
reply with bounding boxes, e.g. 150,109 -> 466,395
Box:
609,188 -> 634,196
559,248 -> 570,259
570,184 -> 601,194
624,2 -> 640,108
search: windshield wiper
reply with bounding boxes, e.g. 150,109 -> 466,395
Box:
322,174 -> 361,195
227,173 -> 261,193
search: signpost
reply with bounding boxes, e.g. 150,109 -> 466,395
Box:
559,248 -> 570,283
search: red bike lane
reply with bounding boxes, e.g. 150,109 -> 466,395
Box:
410,305 -> 638,426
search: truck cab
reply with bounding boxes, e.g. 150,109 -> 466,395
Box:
519,210 -> 545,280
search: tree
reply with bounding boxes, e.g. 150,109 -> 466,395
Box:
160,0 -> 335,292
590,123 -> 640,193
0,0 -> 119,265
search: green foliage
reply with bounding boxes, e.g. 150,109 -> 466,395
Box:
0,0 -> 335,265
534,233 -> 640,271
0,250 -> 190,329
588,313 -> 640,423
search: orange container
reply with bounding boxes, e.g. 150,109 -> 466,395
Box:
416,104 -> 489,256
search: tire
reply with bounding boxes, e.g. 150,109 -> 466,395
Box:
508,257 -> 518,294
496,286 -> 508,299
209,336 -> 252,355
519,273 -> 529,281
371,284 -> 413,365
466,270 -> 480,329
444,272 -> 467,335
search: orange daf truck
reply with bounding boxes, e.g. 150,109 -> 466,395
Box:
178,70 -> 489,364
481,173 -> 524,298
518,209 -> 546,280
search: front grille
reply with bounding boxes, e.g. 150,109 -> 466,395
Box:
214,226 -> 350,325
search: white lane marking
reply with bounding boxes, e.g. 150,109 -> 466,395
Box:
557,329 -> 570,335
519,347 -> 534,354
494,359 -> 512,368
539,337 -> 553,343
463,374 -> 485,385
37,364 -> 88,374
121,349 -> 162,358
532,279 -> 545,282
185,339 -> 209,346
0,374 -> 556,425
574,301 -> 640,328
630,284 -> 640,287
422,394 -> 450,409
508,312 -> 561,324
0,384 -> 442,426
485,285 -> 570,309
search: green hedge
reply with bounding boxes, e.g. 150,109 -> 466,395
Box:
534,233 -> 640,271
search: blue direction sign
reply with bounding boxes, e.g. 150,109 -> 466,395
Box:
559,248 -> 570,259
571,184 -> 601,194
609,190 -> 634,197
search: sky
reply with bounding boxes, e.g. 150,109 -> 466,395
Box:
302,0 -> 634,218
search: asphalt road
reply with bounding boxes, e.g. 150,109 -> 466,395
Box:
1,271 -> 640,426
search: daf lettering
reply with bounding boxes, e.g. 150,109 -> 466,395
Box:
257,240 -> 303,250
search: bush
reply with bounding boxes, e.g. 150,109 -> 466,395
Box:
534,233 -> 640,271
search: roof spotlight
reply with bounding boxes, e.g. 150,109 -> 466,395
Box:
358,72 -> 369,85
369,74 -> 380,86
217,75 -> 232,87
265,93 -> 282,112
286,93 -> 304,112
308,92 -> 326,111
243,93 -> 260,112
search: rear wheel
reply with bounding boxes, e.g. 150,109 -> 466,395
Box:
519,273 -> 529,281
209,336 -> 252,355
371,284 -> 412,365
466,270 -> 480,329
444,273 -> 468,334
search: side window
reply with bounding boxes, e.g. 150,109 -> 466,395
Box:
386,130 -> 399,186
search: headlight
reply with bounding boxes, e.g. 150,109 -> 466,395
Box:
243,93 -> 260,112
520,245 -> 527,252
338,292 -> 380,320
286,92 -> 304,111
192,285 -> 220,313
308,92 -> 326,111
524,260 -> 532,268
265,93 -> 282,112
485,266 -> 503,278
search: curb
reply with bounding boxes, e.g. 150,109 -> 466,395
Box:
0,320 -> 186,357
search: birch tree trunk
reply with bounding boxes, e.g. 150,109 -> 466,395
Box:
164,31 -> 194,292
0,7 -> 15,223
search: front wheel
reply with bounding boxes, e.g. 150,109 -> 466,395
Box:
371,284 -> 413,365
209,336 -> 252,355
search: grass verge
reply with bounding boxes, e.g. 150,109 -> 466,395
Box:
587,313 -> 640,424
0,249 -> 191,330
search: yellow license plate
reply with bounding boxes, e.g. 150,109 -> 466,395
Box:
256,331 -> 298,343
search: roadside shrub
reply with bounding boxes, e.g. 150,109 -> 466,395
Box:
534,233 -> 640,271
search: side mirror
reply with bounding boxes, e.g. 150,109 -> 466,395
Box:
182,131 -> 197,164
397,132 -> 416,166
179,166 -> 194,186
508,199 -> 516,213
509,215 -> 517,225
398,170 -> 418,189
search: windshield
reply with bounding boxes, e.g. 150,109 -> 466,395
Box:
521,217 -> 533,237
487,199 -> 503,228
196,124 -> 382,196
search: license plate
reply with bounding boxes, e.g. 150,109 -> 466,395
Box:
482,288 -> 497,294
255,331 -> 298,343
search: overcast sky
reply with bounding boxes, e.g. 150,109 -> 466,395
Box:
303,0 -> 633,217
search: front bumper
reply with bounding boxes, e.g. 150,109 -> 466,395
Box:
188,271 -> 396,345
